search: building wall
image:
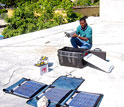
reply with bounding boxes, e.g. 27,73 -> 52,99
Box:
73,6 -> 99,17
100,0 -> 124,22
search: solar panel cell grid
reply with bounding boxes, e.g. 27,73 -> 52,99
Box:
44,88 -> 71,103
13,81 -> 46,98
68,92 -> 100,107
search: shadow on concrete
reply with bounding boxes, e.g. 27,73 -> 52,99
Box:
48,62 -> 53,67
49,68 -> 54,72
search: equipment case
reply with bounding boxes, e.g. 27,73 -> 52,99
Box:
58,47 -> 87,68
87,48 -> 106,60
58,47 -> 106,68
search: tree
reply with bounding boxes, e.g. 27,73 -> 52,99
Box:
91,0 -> 95,3
2,0 -> 81,38
74,0 -> 99,6
75,0 -> 91,6
91,0 -> 99,4
2,2 -> 37,38
0,0 -> 39,7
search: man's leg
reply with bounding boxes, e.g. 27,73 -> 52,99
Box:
78,39 -> 92,49
80,44 -> 92,49
70,37 -> 80,48
71,37 -> 92,49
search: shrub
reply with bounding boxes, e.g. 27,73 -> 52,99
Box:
2,0 -> 81,38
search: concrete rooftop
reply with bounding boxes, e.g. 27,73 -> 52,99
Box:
0,17 -> 124,107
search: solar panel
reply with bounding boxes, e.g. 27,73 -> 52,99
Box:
14,80 -> 46,98
44,88 -> 72,103
68,92 -> 101,107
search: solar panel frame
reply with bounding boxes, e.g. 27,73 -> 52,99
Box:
12,80 -> 47,98
3,78 -> 27,93
44,88 -> 73,104
65,91 -> 103,107
35,87 -> 73,106
26,76 -> 86,107
51,76 -> 85,90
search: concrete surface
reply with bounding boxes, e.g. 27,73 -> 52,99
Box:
0,17 -> 124,107
100,0 -> 124,22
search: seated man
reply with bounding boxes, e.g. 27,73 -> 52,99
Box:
71,16 -> 92,49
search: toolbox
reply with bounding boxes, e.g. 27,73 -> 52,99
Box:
58,47 -> 106,68
58,47 -> 87,68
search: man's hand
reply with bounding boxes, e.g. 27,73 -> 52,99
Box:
72,33 -> 88,41
72,33 -> 78,37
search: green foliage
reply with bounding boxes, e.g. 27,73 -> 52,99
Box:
74,0 -> 99,6
93,0 -> 100,5
0,0 -> 15,7
67,10 -> 82,22
0,13 -> 8,19
53,14 -> 66,25
0,8 -> 7,14
2,2 -> 36,37
0,0 -> 39,7
59,0 -> 74,10
0,8 -> 7,19
75,0 -> 91,6
2,0 -> 82,38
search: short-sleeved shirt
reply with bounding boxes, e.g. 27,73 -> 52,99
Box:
76,25 -> 92,44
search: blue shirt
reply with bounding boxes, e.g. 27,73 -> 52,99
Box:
76,25 -> 92,44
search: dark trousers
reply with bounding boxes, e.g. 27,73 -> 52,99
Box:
71,37 -> 92,49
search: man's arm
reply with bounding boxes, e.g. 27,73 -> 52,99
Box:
72,25 -> 89,41
85,28 -> 92,40
73,27 -> 92,42
72,33 -> 88,41
78,36 -> 88,41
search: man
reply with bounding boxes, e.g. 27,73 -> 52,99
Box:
71,16 -> 92,49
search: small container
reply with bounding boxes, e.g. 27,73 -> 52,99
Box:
40,64 -> 48,75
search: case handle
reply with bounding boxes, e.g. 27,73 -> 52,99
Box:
94,48 -> 102,52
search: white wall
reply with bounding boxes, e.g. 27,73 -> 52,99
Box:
100,0 -> 124,22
